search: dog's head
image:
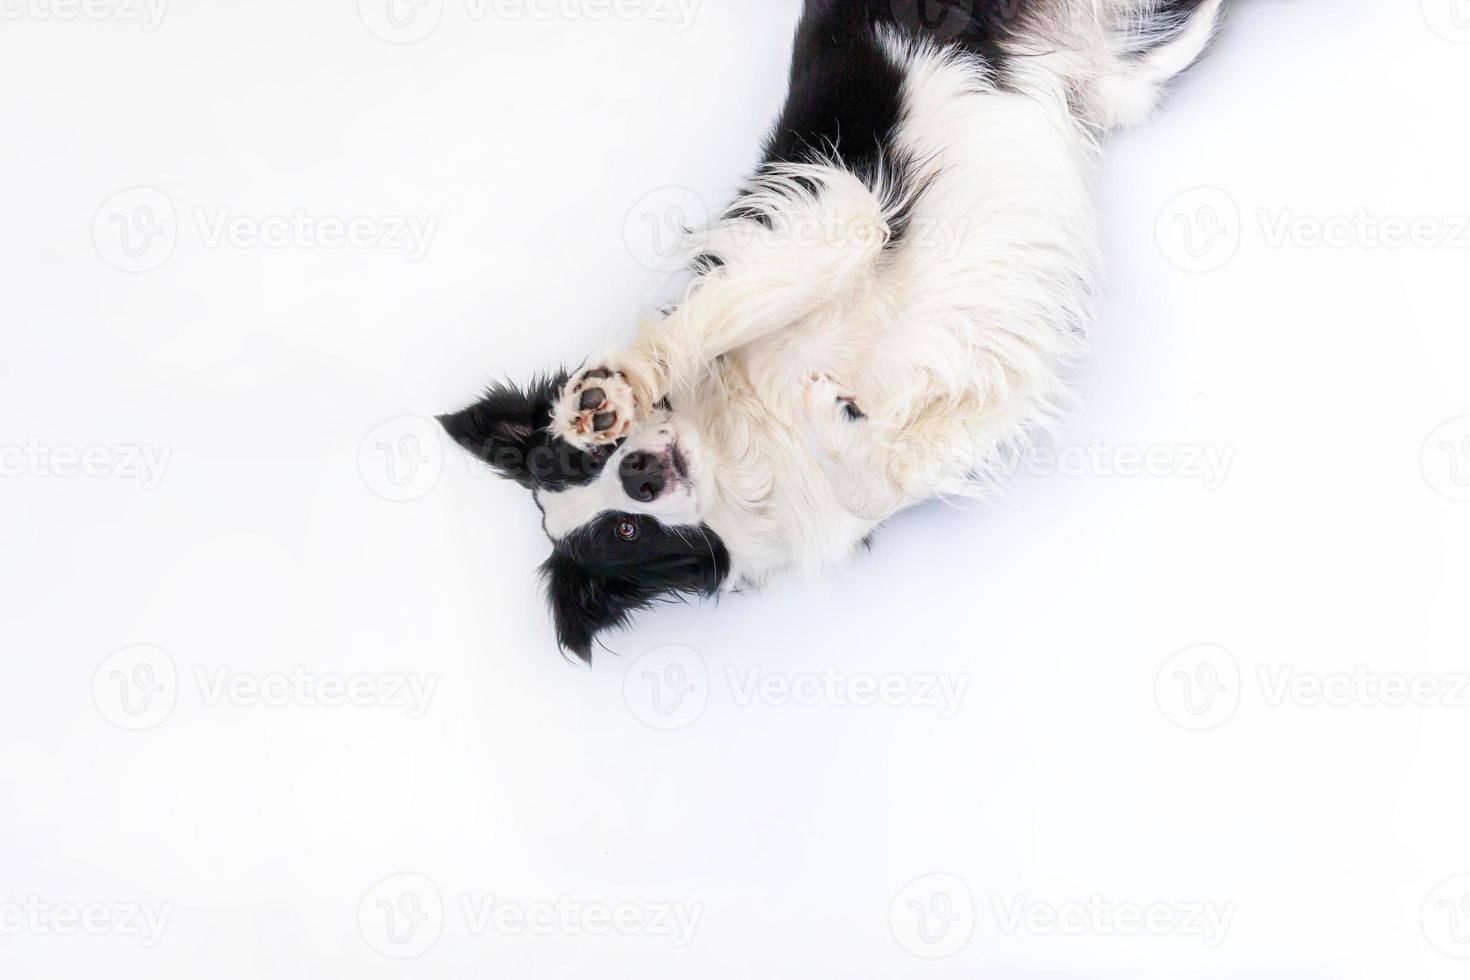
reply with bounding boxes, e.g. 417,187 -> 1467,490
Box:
438,371 -> 729,661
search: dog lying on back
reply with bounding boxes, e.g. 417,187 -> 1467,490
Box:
440,0 -> 1226,659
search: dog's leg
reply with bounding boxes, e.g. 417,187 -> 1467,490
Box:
552,165 -> 892,450
548,365 -> 648,449
799,371 -> 998,520
799,372 -> 917,522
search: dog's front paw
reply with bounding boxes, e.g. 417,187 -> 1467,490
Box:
552,365 -> 641,449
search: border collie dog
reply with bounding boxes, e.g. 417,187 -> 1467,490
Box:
440,0 -> 1226,660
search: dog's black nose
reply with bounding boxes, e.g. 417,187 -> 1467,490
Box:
619,451 -> 665,502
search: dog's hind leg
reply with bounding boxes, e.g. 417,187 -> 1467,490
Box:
798,373 -> 991,521
800,372 -> 912,522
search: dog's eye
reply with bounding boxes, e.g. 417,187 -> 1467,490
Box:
615,520 -> 639,542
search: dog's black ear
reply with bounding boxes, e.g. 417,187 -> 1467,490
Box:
437,373 -> 567,489
540,551 -> 636,663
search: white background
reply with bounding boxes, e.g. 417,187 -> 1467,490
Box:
3,0 -> 1469,976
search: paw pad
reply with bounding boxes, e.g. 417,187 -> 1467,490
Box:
555,366 -> 639,448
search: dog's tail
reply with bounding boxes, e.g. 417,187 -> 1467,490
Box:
1095,0 -> 1226,128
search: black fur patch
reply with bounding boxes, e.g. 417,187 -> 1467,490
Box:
742,1 -> 1034,249
1155,0 -> 1214,23
542,513 -> 730,661
437,372 -> 615,491
761,2 -> 911,177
